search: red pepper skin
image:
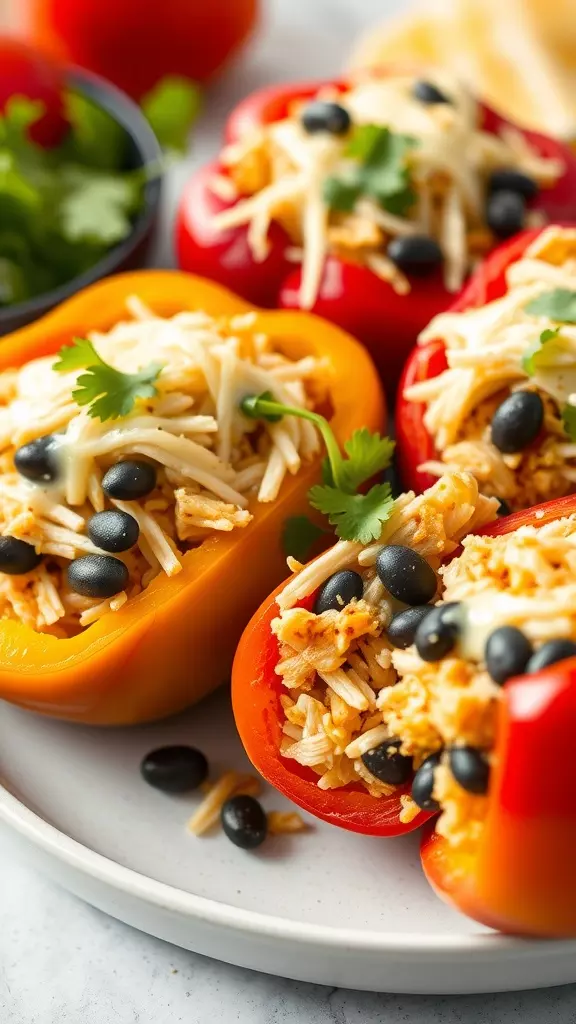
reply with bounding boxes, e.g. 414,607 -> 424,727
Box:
395,226 -> 564,494
421,492 -> 576,937
175,75 -> 576,393
232,583 -> 431,836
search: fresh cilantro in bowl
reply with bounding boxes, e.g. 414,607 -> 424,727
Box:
0,72 -> 199,316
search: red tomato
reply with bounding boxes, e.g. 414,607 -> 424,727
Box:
28,0 -> 260,100
0,36 -> 67,147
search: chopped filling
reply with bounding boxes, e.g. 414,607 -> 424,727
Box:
211,72 -> 562,309
405,225 -> 576,511
272,470 -> 576,848
0,298 -> 326,635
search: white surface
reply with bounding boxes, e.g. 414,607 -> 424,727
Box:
6,691 -> 576,997
3,0 -> 576,1019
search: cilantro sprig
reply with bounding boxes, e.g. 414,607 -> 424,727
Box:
525,289 -> 576,323
521,327 -> 560,375
241,392 -> 395,544
323,124 -> 417,217
54,338 -> 162,421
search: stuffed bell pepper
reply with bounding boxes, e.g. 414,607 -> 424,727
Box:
176,67 -> 576,390
0,269 -> 383,725
233,471 -> 576,937
398,223 -> 576,512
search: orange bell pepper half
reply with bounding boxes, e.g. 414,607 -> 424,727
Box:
0,270 -> 384,726
422,494 -> 576,937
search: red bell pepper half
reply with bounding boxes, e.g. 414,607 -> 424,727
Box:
231,587 -> 431,836
395,225 -> 576,494
175,74 -> 576,392
233,492 -> 576,936
422,492 -> 576,938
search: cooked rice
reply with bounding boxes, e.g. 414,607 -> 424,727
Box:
271,470 -> 576,847
212,71 -> 562,309
0,298 -> 326,635
187,769 -> 306,839
405,226 -> 576,510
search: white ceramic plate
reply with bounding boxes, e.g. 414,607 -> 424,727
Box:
0,691 -> 575,995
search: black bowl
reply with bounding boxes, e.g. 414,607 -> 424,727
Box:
0,66 -> 163,336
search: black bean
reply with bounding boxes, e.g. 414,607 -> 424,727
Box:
491,391 -> 544,454
301,101 -> 351,135
495,496 -> 512,517
387,235 -> 443,276
67,554 -> 129,598
0,536 -> 42,575
102,460 -> 157,500
485,626 -> 533,685
376,544 -> 437,605
449,746 -> 490,794
387,605 -> 433,649
361,739 -> 413,785
488,169 -> 538,201
314,570 -> 363,614
412,80 -> 450,105
221,795 -> 268,849
526,639 -> 576,674
486,190 -> 526,239
88,509 -> 140,553
141,745 -> 208,793
411,752 -> 442,811
415,602 -> 462,662
14,434 -> 59,483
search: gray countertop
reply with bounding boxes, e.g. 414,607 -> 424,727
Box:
3,0 -> 576,1020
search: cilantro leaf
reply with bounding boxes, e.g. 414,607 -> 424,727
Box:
340,429 -> 395,491
53,337 -> 104,373
54,337 -> 162,420
141,76 -> 201,153
525,289 -> 576,323
522,327 -> 560,375
282,516 -> 325,561
64,92 -> 127,171
562,403 -> 576,441
58,167 -> 142,246
309,481 -> 394,544
324,125 -> 417,217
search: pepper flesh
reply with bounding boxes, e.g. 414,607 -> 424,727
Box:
175,74 -> 576,393
421,494 -> 576,937
0,269 -> 384,725
395,226 -> 562,494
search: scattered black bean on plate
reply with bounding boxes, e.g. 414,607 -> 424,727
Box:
314,569 -> 364,614
221,794 -> 268,849
412,80 -> 450,105
141,745 -> 209,794
485,625 -> 533,685
88,509 -> 140,553
525,638 -> 576,674
449,746 -> 490,795
14,434 -> 59,483
387,605 -> 433,649
411,751 -> 442,811
102,459 -> 157,500
376,544 -> 437,606
361,739 -> 413,785
67,553 -> 129,598
486,189 -> 526,239
0,536 -> 42,575
301,100 -> 351,136
414,602 -> 462,662
491,391 -> 544,454
488,169 -> 538,201
387,235 -> 443,275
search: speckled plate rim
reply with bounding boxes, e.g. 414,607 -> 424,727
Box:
0,776 -> 573,961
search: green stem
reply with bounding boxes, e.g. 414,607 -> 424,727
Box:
241,394 -> 346,491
